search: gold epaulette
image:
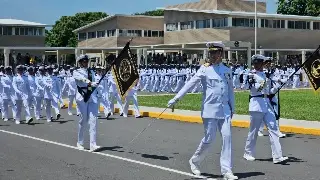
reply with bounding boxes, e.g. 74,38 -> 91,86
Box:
203,63 -> 211,67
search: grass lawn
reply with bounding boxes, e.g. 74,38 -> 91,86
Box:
137,89 -> 320,121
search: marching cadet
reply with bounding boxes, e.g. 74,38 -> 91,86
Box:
43,66 -> 55,122
73,54 -> 102,152
122,80 -> 142,118
1,66 -> 17,122
167,42 -> 238,180
12,65 -> 33,124
94,66 -> 111,118
108,72 -> 124,116
243,54 -> 288,164
51,67 -> 62,120
61,67 -> 80,116
34,66 -> 45,120
27,67 -> 36,110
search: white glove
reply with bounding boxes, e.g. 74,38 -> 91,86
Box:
167,98 -> 178,108
91,82 -> 98,87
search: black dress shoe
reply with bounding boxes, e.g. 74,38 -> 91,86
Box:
56,114 -> 61,120
107,112 -> 111,119
120,113 -> 123,116
135,116 -> 143,118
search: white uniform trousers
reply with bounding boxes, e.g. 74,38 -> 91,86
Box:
190,116 -> 233,175
244,110 -> 283,159
2,99 -> 16,120
44,98 -> 53,121
98,95 -> 111,116
123,90 -> 140,117
68,95 -> 80,114
109,92 -> 123,115
15,99 -> 32,122
292,75 -> 300,89
34,97 -> 43,120
52,95 -> 60,115
76,100 -> 98,147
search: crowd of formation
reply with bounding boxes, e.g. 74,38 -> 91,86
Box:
138,63 -> 309,93
0,64 -> 142,124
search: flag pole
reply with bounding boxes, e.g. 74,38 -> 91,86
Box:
255,0 -> 257,55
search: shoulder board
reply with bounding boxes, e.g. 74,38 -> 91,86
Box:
203,63 -> 211,67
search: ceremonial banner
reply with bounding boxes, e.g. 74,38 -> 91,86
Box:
302,47 -> 320,91
112,40 -> 139,101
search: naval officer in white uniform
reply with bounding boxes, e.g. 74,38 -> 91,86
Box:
243,54 -> 288,164
167,42 -> 238,180
73,55 -> 102,152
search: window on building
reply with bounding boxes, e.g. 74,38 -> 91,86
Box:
281,20 -> 285,28
152,31 -> 158,37
288,21 -> 295,29
166,23 -> 178,31
0,26 -> 2,35
78,33 -> 87,40
196,19 -> 210,29
97,31 -> 105,38
213,18 -> 228,28
180,21 -> 194,30
3,26 -> 12,35
232,18 -> 254,27
107,30 -> 116,37
314,22 -> 320,30
134,30 -> 142,37
159,31 -> 164,37
87,32 -> 96,39
288,21 -> 310,29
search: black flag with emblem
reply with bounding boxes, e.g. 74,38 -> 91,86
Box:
112,40 -> 139,101
302,47 -> 320,91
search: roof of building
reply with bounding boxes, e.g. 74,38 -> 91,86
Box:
0,19 -> 48,27
73,14 -> 164,32
160,8 -> 320,21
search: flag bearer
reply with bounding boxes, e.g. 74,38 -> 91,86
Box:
73,55 -> 101,152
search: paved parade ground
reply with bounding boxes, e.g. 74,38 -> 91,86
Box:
0,109 -> 320,180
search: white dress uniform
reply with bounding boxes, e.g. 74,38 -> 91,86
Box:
73,55 -> 101,151
168,42 -> 238,180
1,70 -> 16,121
108,73 -> 124,115
34,68 -> 45,120
123,81 -> 141,118
27,69 -> 36,110
12,71 -> 33,124
61,73 -> 80,115
43,73 -> 56,122
243,55 -> 288,164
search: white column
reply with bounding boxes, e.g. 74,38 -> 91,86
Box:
228,50 -> 232,60
4,49 -> 10,67
151,46 -> 155,55
12,54 -> 17,65
227,17 -> 232,27
276,51 -> 280,64
302,50 -> 306,63
193,21 -> 196,29
178,22 -> 181,31
235,51 -> 239,60
258,19 -> 261,28
164,24 -> 167,32
285,20 -> 288,29
143,48 -> 148,65
42,54 -> 46,64
101,50 -> 105,67
142,30 -> 145,37
247,47 -> 252,67
210,19 -> 213,28
310,21 -> 314,30
42,28 -> 46,36
115,29 -> 119,37
203,49 -> 208,60
137,49 -> 142,65
56,50 -> 60,64
75,48 -> 81,67
259,50 -> 264,55
12,27 -> 15,35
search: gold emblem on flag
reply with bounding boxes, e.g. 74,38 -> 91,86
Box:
311,59 -> 320,79
119,58 -> 132,82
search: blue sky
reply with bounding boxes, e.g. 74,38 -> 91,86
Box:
0,0 -> 277,25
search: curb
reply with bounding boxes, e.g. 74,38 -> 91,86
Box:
65,101 -> 320,136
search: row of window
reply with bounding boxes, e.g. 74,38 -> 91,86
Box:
167,18 -> 229,31
78,29 -> 164,40
0,26 -> 44,36
167,18 -> 320,31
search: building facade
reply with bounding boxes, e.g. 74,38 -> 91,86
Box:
74,15 -> 164,48
0,19 -> 47,47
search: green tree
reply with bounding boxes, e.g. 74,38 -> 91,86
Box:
46,12 -> 108,47
134,9 -> 164,16
277,0 -> 320,16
